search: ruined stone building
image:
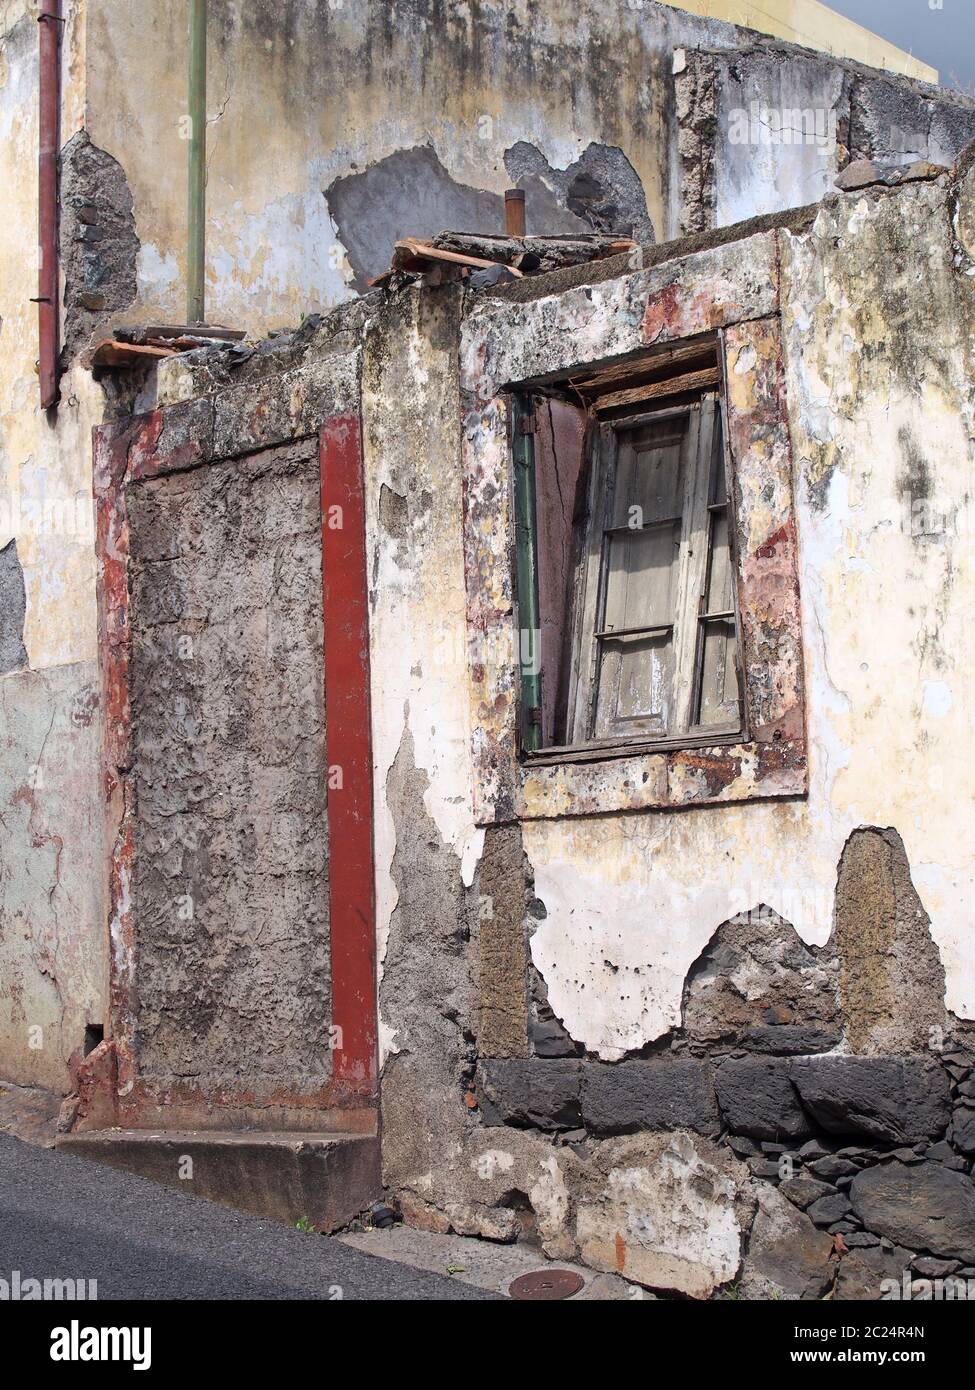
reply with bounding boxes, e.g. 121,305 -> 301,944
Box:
3,0 -> 975,1299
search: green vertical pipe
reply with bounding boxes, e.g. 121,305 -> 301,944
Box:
512,393 -> 542,752
187,0 -> 207,324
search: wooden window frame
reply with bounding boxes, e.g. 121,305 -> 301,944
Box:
460,230 -> 807,825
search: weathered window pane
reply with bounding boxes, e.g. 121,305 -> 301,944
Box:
612,421 -> 686,526
595,632 -> 675,736
565,389 -> 743,751
603,524 -> 679,633
697,618 -> 738,725
591,417 -> 685,738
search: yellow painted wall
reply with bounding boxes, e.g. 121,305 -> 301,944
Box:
659,0 -> 938,81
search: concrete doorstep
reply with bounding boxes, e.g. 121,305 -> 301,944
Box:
56,1129 -> 381,1233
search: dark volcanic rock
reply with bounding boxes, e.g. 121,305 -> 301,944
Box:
714,1057 -> 811,1141
949,1106 -> 975,1156
912,1256 -> 961,1278
579,1059 -> 720,1137
789,1056 -> 950,1142
807,1192 -> 853,1227
476,1059 -> 582,1131
748,1158 -> 782,1180
739,1185 -> 835,1301
682,908 -> 839,1051
833,1244 -> 914,1301
842,1231 -> 880,1248
740,1026 -> 841,1055
778,1176 -> 835,1211
807,1155 -> 860,1181
850,1161 -> 975,1261
924,1138 -> 970,1172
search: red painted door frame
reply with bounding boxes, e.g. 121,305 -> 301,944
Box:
320,416 -> 378,1102
86,407 -> 378,1129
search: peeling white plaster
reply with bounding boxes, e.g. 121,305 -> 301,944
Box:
576,1133 -> 747,1298
530,1154 -> 570,1235
366,310 -> 485,1064
922,680 -> 953,719
207,187 -> 352,328
527,835 -> 749,1060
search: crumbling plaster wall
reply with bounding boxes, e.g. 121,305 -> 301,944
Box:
779,173 -> 975,1024
370,165 -> 975,1286
0,1 -> 107,1093
675,43 -> 975,234
81,0 -> 775,335
472,173 -> 975,1061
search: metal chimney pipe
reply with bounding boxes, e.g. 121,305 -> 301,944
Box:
504,188 -> 526,238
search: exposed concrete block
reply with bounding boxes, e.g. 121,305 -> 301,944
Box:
56,1129 -> 381,1233
833,828 -> 948,1056
476,825 -> 529,1058
789,1056 -> 951,1143
580,1059 -> 721,1137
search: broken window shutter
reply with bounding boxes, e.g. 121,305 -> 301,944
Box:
511,393 -> 543,751
692,401 -> 742,731
592,412 -> 691,740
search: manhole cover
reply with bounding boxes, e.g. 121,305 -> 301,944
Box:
508,1268 -> 585,1301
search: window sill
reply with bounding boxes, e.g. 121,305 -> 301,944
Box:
511,735 -> 807,823
525,726 -> 743,768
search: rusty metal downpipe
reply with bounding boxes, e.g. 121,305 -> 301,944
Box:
37,0 -> 62,410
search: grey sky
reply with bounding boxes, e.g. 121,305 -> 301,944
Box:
827,0 -> 975,93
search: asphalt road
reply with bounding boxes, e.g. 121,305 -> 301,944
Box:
0,1133 -> 495,1301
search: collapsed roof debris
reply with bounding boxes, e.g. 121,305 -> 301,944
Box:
370,230 -> 637,289
86,323 -> 245,370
